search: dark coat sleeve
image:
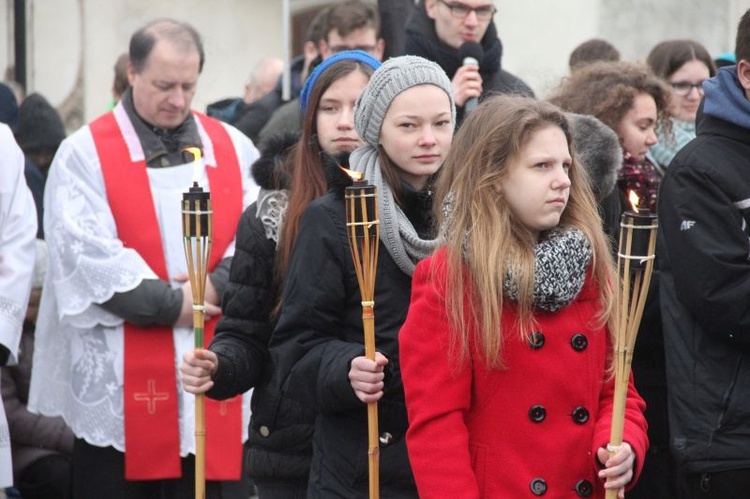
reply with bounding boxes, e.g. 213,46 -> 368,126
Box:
206,204 -> 276,400
658,157 -> 750,341
269,201 -> 364,414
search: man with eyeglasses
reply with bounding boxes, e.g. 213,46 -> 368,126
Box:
258,0 -> 384,143
658,8 -> 750,498
403,0 -> 532,122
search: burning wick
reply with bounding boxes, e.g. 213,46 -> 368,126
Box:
339,166 -> 367,186
628,190 -> 640,214
184,146 -> 204,185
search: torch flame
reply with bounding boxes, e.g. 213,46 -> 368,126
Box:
184,147 -> 204,185
339,166 -> 364,181
184,146 -> 202,161
628,190 -> 640,213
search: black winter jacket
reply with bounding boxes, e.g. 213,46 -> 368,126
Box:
658,93 -> 750,472
269,170 -> 430,498
206,132 -> 316,481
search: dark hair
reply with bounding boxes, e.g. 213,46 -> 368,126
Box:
277,60 -> 375,277
325,0 -> 381,40
550,61 -> 672,138
737,9 -> 750,63
646,40 -> 716,80
112,53 -> 130,98
306,6 -> 332,43
569,39 -> 620,71
129,19 -> 205,73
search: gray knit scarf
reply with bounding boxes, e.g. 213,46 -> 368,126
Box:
504,226 -> 592,311
350,145 -> 442,275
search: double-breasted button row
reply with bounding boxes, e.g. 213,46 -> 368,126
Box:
527,405 -> 590,424
527,332 -> 589,351
529,478 -> 593,496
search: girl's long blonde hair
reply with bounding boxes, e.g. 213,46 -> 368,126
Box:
433,96 -> 618,370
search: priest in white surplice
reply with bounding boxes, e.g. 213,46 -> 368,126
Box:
28,19 -> 259,499
0,123 -> 37,488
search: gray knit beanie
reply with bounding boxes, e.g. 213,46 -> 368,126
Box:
354,55 -> 455,147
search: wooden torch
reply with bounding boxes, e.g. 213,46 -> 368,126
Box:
606,191 -> 657,499
182,147 -> 212,499
343,168 -> 381,499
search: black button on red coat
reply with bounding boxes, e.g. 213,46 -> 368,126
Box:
529,405 -> 546,423
530,478 -> 547,495
571,333 -> 588,351
571,406 -> 590,424
575,479 -> 593,496
529,331 -> 545,349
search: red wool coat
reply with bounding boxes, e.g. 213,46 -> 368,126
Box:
400,250 -> 648,498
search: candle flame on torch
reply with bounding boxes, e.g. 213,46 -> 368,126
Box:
184,146 -> 203,185
339,166 -> 364,181
628,190 -> 640,213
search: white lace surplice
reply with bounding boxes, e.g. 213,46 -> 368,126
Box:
29,107 -> 259,455
0,125 -> 37,486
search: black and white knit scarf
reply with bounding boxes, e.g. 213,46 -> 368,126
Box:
504,227 -> 592,311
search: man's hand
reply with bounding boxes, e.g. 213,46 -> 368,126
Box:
173,273 -> 221,327
452,64 -> 483,108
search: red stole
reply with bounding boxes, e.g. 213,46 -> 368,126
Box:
90,110 -> 244,481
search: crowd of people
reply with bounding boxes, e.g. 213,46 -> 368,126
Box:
1,1 -> 750,498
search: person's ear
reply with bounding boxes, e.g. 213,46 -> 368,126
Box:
373,39 -> 385,62
737,59 -> 750,96
424,0 -> 438,20
127,62 -> 137,87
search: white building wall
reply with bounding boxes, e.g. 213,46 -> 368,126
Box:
2,0 -> 750,128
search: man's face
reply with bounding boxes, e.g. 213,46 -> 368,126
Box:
128,39 -> 201,129
319,27 -> 384,61
425,0 -> 494,50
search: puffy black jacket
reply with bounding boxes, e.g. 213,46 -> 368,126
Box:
206,132 -> 316,480
658,104 -> 750,472
269,169 -> 430,498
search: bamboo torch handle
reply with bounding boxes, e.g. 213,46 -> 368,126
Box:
605,367 -> 629,499
362,304 -> 380,499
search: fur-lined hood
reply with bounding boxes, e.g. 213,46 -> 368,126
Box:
250,131 -> 299,191
251,132 -> 358,195
567,113 -> 621,202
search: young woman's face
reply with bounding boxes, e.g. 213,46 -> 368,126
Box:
502,124 -> 572,242
378,84 -> 453,190
668,59 -> 711,123
615,92 -> 658,163
316,70 -> 369,156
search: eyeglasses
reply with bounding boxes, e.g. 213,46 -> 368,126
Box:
669,80 -> 705,97
436,0 -> 497,20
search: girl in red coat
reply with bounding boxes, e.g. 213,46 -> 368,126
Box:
399,96 -> 648,498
